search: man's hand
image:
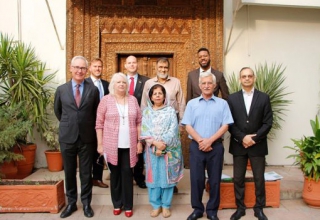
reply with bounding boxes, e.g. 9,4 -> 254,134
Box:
137,142 -> 143,154
242,134 -> 256,148
198,138 -> 213,152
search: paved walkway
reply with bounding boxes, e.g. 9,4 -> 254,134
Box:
1,166 -> 318,220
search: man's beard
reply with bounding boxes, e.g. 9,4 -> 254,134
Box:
199,59 -> 211,69
157,73 -> 168,79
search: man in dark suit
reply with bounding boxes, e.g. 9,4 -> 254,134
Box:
187,47 -> 229,102
86,58 -> 109,188
125,55 -> 149,189
54,56 -> 100,218
227,67 -> 273,220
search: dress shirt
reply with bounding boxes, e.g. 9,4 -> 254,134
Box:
141,76 -> 186,123
72,79 -> 84,97
90,76 -> 104,95
200,67 -> 212,75
242,88 -> 254,115
182,95 -> 233,139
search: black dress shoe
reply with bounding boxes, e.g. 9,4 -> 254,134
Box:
137,182 -> 147,189
187,212 -> 203,220
83,205 -> 94,218
230,210 -> 246,220
207,215 -> 219,220
254,210 -> 268,220
60,204 -> 77,218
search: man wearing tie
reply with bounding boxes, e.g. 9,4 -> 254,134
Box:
86,58 -> 110,188
54,56 -> 100,218
124,55 -> 149,189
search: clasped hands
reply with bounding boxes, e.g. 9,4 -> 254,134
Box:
242,134 -> 256,148
198,138 -> 213,152
152,140 -> 166,156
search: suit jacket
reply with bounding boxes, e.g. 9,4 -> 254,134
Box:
85,77 -> 110,96
54,80 -> 100,144
132,73 -> 149,106
227,89 -> 273,157
187,67 -> 229,102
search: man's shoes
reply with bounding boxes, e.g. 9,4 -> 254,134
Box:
230,210 -> 246,220
207,215 -> 219,220
187,212 -> 203,220
174,186 -> 179,193
137,182 -> 147,189
92,179 -> 109,188
60,204 -> 77,218
83,205 -> 94,218
254,210 -> 268,220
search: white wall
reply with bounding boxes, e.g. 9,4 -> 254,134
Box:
224,3 -> 320,165
0,0 -> 66,167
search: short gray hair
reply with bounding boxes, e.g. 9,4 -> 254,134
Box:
199,72 -> 216,84
108,72 -> 129,95
71,56 -> 88,67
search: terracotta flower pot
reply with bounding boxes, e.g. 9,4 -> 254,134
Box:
45,150 -> 63,172
302,177 -> 320,208
0,161 -> 18,179
0,180 -> 65,213
13,143 -> 37,179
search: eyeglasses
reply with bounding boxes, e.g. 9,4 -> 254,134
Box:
96,155 -> 104,167
241,75 -> 254,79
72,66 -> 87,72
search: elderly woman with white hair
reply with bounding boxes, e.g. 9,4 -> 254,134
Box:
96,72 -> 142,218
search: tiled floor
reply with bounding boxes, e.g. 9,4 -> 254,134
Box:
0,165 -> 315,220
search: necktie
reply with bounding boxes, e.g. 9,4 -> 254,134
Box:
97,80 -> 103,100
129,77 -> 134,95
75,84 -> 81,107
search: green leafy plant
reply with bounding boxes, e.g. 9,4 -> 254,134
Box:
0,33 -> 56,138
0,103 -> 32,164
227,63 -> 292,138
284,116 -> 320,182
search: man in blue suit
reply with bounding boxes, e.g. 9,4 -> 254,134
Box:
54,56 -> 100,218
228,67 -> 273,220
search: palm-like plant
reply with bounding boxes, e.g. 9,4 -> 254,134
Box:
0,33 -> 56,138
227,63 -> 292,138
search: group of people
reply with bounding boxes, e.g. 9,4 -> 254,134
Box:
54,48 -> 272,220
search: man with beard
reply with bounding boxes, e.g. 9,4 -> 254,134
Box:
141,57 -> 186,193
187,47 -> 229,103
86,58 -> 109,188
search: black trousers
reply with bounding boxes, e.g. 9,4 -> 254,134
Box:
60,137 -> 95,206
108,148 -> 133,210
92,150 -> 104,181
133,153 -> 145,184
233,155 -> 266,211
189,140 -> 224,216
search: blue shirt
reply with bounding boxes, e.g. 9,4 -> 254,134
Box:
72,80 -> 84,97
181,95 -> 234,139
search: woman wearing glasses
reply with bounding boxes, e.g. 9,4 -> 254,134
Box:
141,84 -> 184,218
96,72 -> 142,218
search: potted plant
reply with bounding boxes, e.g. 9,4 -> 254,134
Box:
0,33 -> 56,177
285,116 -> 320,207
43,123 -> 63,172
0,103 -> 31,179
